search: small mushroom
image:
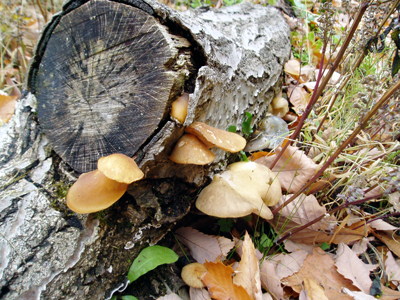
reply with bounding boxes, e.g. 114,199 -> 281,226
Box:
170,134 -> 215,165
195,161 -> 281,220
269,92 -> 289,118
185,122 -> 246,153
98,153 -> 144,184
170,93 -> 189,123
181,262 -> 207,288
66,170 -> 129,214
67,153 -> 144,213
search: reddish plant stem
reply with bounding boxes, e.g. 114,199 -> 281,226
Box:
352,212 -> 400,230
275,193 -> 385,245
270,2 -> 369,169
272,79 -> 400,216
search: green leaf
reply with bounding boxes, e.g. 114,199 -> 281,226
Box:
121,296 -> 139,300
321,242 -> 330,250
218,218 -> 234,232
228,125 -> 237,133
127,245 -> 179,283
242,112 -> 253,136
240,150 -> 249,162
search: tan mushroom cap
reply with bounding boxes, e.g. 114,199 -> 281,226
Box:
196,162 -> 281,220
181,263 -> 207,288
98,153 -> 144,184
67,170 -> 128,214
185,122 -> 246,153
170,134 -> 215,165
170,93 -> 189,123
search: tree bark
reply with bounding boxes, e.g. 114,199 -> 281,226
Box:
0,0 -> 290,299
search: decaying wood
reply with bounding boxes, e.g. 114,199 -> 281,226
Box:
0,0 -> 291,299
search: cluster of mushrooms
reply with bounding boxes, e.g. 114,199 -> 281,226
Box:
67,94 -> 281,221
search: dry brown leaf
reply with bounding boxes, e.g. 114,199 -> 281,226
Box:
373,231 -> 400,257
342,288 -> 376,299
369,219 -> 398,231
271,195 -> 369,244
287,85 -> 310,114
189,287 -> 211,300
0,94 -> 18,123
274,251 -> 308,280
283,247 -> 357,300
380,284 -> 400,300
388,192 -> 400,212
385,251 -> 400,286
272,194 -> 337,232
175,227 -> 234,264
262,293 -> 273,300
284,240 -> 315,255
202,261 -> 252,300
233,232 -> 262,300
255,145 -> 318,193
302,277 -> 329,300
260,259 -> 285,300
334,243 -> 377,293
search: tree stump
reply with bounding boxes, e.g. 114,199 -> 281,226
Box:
0,0 -> 290,299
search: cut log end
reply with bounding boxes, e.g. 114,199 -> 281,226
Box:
33,0 -> 191,173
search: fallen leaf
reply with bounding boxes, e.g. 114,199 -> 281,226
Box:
342,288 -> 376,299
202,261 -> 252,300
175,227 -> 234,264
189,287 -> 211,300
274,251 -> 309,280
260,259 -> 285,300
255,145 -> 318,193
380,284 -> 400,300
334,243 -> 377,293
284,240 -> 315,255
302,277 -> 329,300
385,251 -> 400,286
287,85 -> 310,114
233,232 -> 262,300
283,247 -> 357,300
0,94 -> 18,123
271,194 -> 368,244
262,293 -> 273,300
373,231 -> 400,257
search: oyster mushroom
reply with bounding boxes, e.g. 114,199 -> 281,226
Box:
170,134 -> 215,165
67,153 -> 144,214
170,93 -> 189,123
185,122 -> 246,153
195,161 -> 281,220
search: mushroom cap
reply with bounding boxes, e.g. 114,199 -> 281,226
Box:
67,170 -> 128,214
226,161 -> 281,206
98,153 -> 144,184
170,93 -> 189,123
170,134 -> 215,165
181,263 -> 207,288
195,162 -> 281,220
185,122 -> 246,153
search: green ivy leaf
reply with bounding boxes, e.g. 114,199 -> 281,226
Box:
127,245 -> 179,283
218,218 -> 234,232
321,242 -> 330,250
242,112 -> 253,136
228,125 -> 237,133
121,296 -> 139,300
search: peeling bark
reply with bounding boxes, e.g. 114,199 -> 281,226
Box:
0,0 -> 290,299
